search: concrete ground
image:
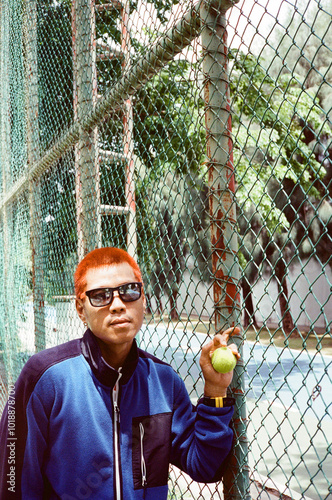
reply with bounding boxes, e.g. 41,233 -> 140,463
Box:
168,466 -> 281,499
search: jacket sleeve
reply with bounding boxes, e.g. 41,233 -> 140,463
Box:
0,357 -> 51,500
170,375 -> 234,482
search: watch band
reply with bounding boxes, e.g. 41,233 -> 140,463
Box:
201,396 -> 235,408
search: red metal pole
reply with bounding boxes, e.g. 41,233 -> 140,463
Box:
201,0 -> 250,497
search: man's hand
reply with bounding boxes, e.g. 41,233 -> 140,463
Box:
199,327 -> 241,397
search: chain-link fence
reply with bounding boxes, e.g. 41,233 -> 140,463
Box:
0,0 -> 331,498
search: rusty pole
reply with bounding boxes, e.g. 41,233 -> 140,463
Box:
0,0 -> 203,215
0,1 -> 15,380
200,0 -> 250,498
121,0 -> 137,258
72,0 -> 101,261
25,0 -> 46,352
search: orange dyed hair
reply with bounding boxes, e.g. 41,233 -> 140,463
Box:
74,247 -> 143,299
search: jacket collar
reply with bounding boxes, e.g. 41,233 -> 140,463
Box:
80,329 -> 139,388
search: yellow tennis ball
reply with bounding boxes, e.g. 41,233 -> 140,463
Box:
211,347 -> 237,373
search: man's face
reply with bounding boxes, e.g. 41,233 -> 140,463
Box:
76,263 -> 145,351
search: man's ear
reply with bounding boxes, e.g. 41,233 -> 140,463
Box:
75,298 -> 86,323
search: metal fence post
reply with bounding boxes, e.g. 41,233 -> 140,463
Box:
200,1 -> 250,498
72,0 -> 101,260
0,2 -> 202,212
25,0 -> 46,352
0,1 -> 15,381
121,0 -> 137,258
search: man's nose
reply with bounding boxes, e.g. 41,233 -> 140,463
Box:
109,291 -> 125,310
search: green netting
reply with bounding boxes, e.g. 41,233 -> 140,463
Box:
0,0 -> 331,498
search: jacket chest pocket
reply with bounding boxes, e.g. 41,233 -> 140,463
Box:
132,413 -> 172,490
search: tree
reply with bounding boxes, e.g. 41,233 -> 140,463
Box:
34,0 -> 184,301
34,0 -> 332,331
261,0 -> 332,118
230,43 -> 331,334
132,60 -> 207,319
37,0 -> 73,150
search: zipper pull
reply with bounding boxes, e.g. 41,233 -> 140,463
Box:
113,369 -> 122,424
142,471 -> 147,488
114,399 -> 120,423
139,422 -> 147,488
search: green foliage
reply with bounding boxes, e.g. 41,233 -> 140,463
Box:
42,157 -> 77,299
229,36 -> 331,329
37,0 -> 73,150
261,0 -> 332,114
230,49 -> 329,231
134,60 -> 205,176
34,0 -> 331,313
133,60 -> 207,287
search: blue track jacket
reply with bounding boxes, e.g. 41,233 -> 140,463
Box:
0,329 -> 234,499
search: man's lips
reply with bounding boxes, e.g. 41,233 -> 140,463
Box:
109,318 -> 131,326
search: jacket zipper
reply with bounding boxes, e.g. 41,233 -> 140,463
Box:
113,369 -> 122,500
139,422 -> 147,488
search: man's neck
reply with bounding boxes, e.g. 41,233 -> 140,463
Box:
97,339 -> 133,370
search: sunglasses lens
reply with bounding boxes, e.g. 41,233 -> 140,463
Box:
119,283 -> 142,302
89,290 -> 113,307
86,283 -> 142,307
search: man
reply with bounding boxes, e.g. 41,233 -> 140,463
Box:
0,247 -> 240,499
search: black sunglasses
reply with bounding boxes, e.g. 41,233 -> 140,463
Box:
85,282 -> 143,307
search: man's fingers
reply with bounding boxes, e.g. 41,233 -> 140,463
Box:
202,327 -> 241,362
213,326 -> 240,347
208,327 -> 241,360
201,339 -> 214,357
228,342 -> 240,360
221,326 -> 241,339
